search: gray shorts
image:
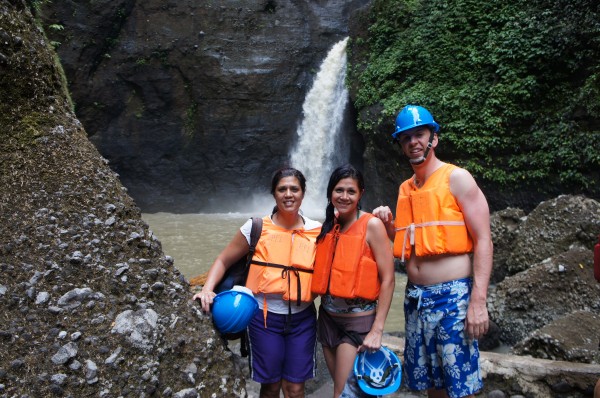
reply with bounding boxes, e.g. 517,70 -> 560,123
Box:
317,305 -> 376,348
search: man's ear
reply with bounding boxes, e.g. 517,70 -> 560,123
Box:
431,132 -> 439,148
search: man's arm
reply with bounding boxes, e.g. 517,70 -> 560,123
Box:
450,168 -> 494,340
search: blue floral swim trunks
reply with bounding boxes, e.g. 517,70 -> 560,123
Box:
403,277 -> 483,398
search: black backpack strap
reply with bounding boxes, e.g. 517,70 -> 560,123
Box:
239,217 -> 263,359
247,217 -> 263,262
241,217 -> 263,284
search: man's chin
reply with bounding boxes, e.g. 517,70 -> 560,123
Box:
409,156 -> 425,164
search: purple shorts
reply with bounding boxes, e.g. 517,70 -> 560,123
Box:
248,304 -> 317,384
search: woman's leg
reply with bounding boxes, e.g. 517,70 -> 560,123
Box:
260,381 -> 282,398
331,342 -> 358,398
281,379 -> 305,398
322,344 -> 336,379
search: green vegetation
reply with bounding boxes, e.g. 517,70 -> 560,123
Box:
184,102 -> 199,140
13,112 -> 62,147
349,0 -> 600,190
182,81 -> 198,140
28,0 -> 51,15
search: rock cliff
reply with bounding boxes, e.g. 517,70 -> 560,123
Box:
0,2 -> 244,396
40,0 -> 369,212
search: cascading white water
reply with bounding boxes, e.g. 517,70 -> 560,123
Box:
290,37 -> 350,218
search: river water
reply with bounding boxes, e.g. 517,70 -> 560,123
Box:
142,212 -> 406,334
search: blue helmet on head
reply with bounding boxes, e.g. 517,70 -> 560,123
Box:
353,346 -> 402,395
211,286 -> 258,334
392,104 -> 439,139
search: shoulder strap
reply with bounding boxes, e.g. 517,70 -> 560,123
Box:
238,217 -> 261,360
245,217 -> 263,266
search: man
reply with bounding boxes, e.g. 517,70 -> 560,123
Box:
373,104 -> 493,398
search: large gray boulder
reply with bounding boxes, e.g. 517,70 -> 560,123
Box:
513,310 -> 600,364
505,195 -> 600,275
489,207 -> 526,284
488,247 -> 600,346
484,196 -> 600,382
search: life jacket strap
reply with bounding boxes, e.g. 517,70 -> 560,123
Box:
252,260 -> 314,335
251,260 -> 313,307
394,220 -> 466,262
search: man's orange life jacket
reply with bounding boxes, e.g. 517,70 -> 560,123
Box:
393,163 -> 473,263
312,213 -> 380,301
245,216 -> 320,304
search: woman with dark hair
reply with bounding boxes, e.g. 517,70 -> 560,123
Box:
194,167 -> 322,398
312,164 -> 395,397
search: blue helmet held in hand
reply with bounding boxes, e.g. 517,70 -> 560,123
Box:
353,346 -> 402,395
211,286 -> 258,334
392,104 -> 440,139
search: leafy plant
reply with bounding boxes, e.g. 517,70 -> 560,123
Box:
27,0 -> 51,15
349,0 -> 600,192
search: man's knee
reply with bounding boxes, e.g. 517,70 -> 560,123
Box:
427,387 -> 450,398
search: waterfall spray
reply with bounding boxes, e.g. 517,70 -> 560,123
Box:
290,37 -> 350,218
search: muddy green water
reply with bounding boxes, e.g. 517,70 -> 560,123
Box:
142,212 -> 406,333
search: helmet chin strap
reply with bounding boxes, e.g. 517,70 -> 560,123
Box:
408,130 -> 435,165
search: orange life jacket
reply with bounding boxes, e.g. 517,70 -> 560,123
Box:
393,163 -> 473,262
245,216 -> 320,304
312,214 -> 380,301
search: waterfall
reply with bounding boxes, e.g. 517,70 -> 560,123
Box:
290,37 -> 350,219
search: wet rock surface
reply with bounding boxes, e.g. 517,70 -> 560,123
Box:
482,195 -> 600,396
487,195 -> 600,365
503,195 -> 600,276
488,246 -> 600,346
489,207 -> 526,284
513,311 -> 600,364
